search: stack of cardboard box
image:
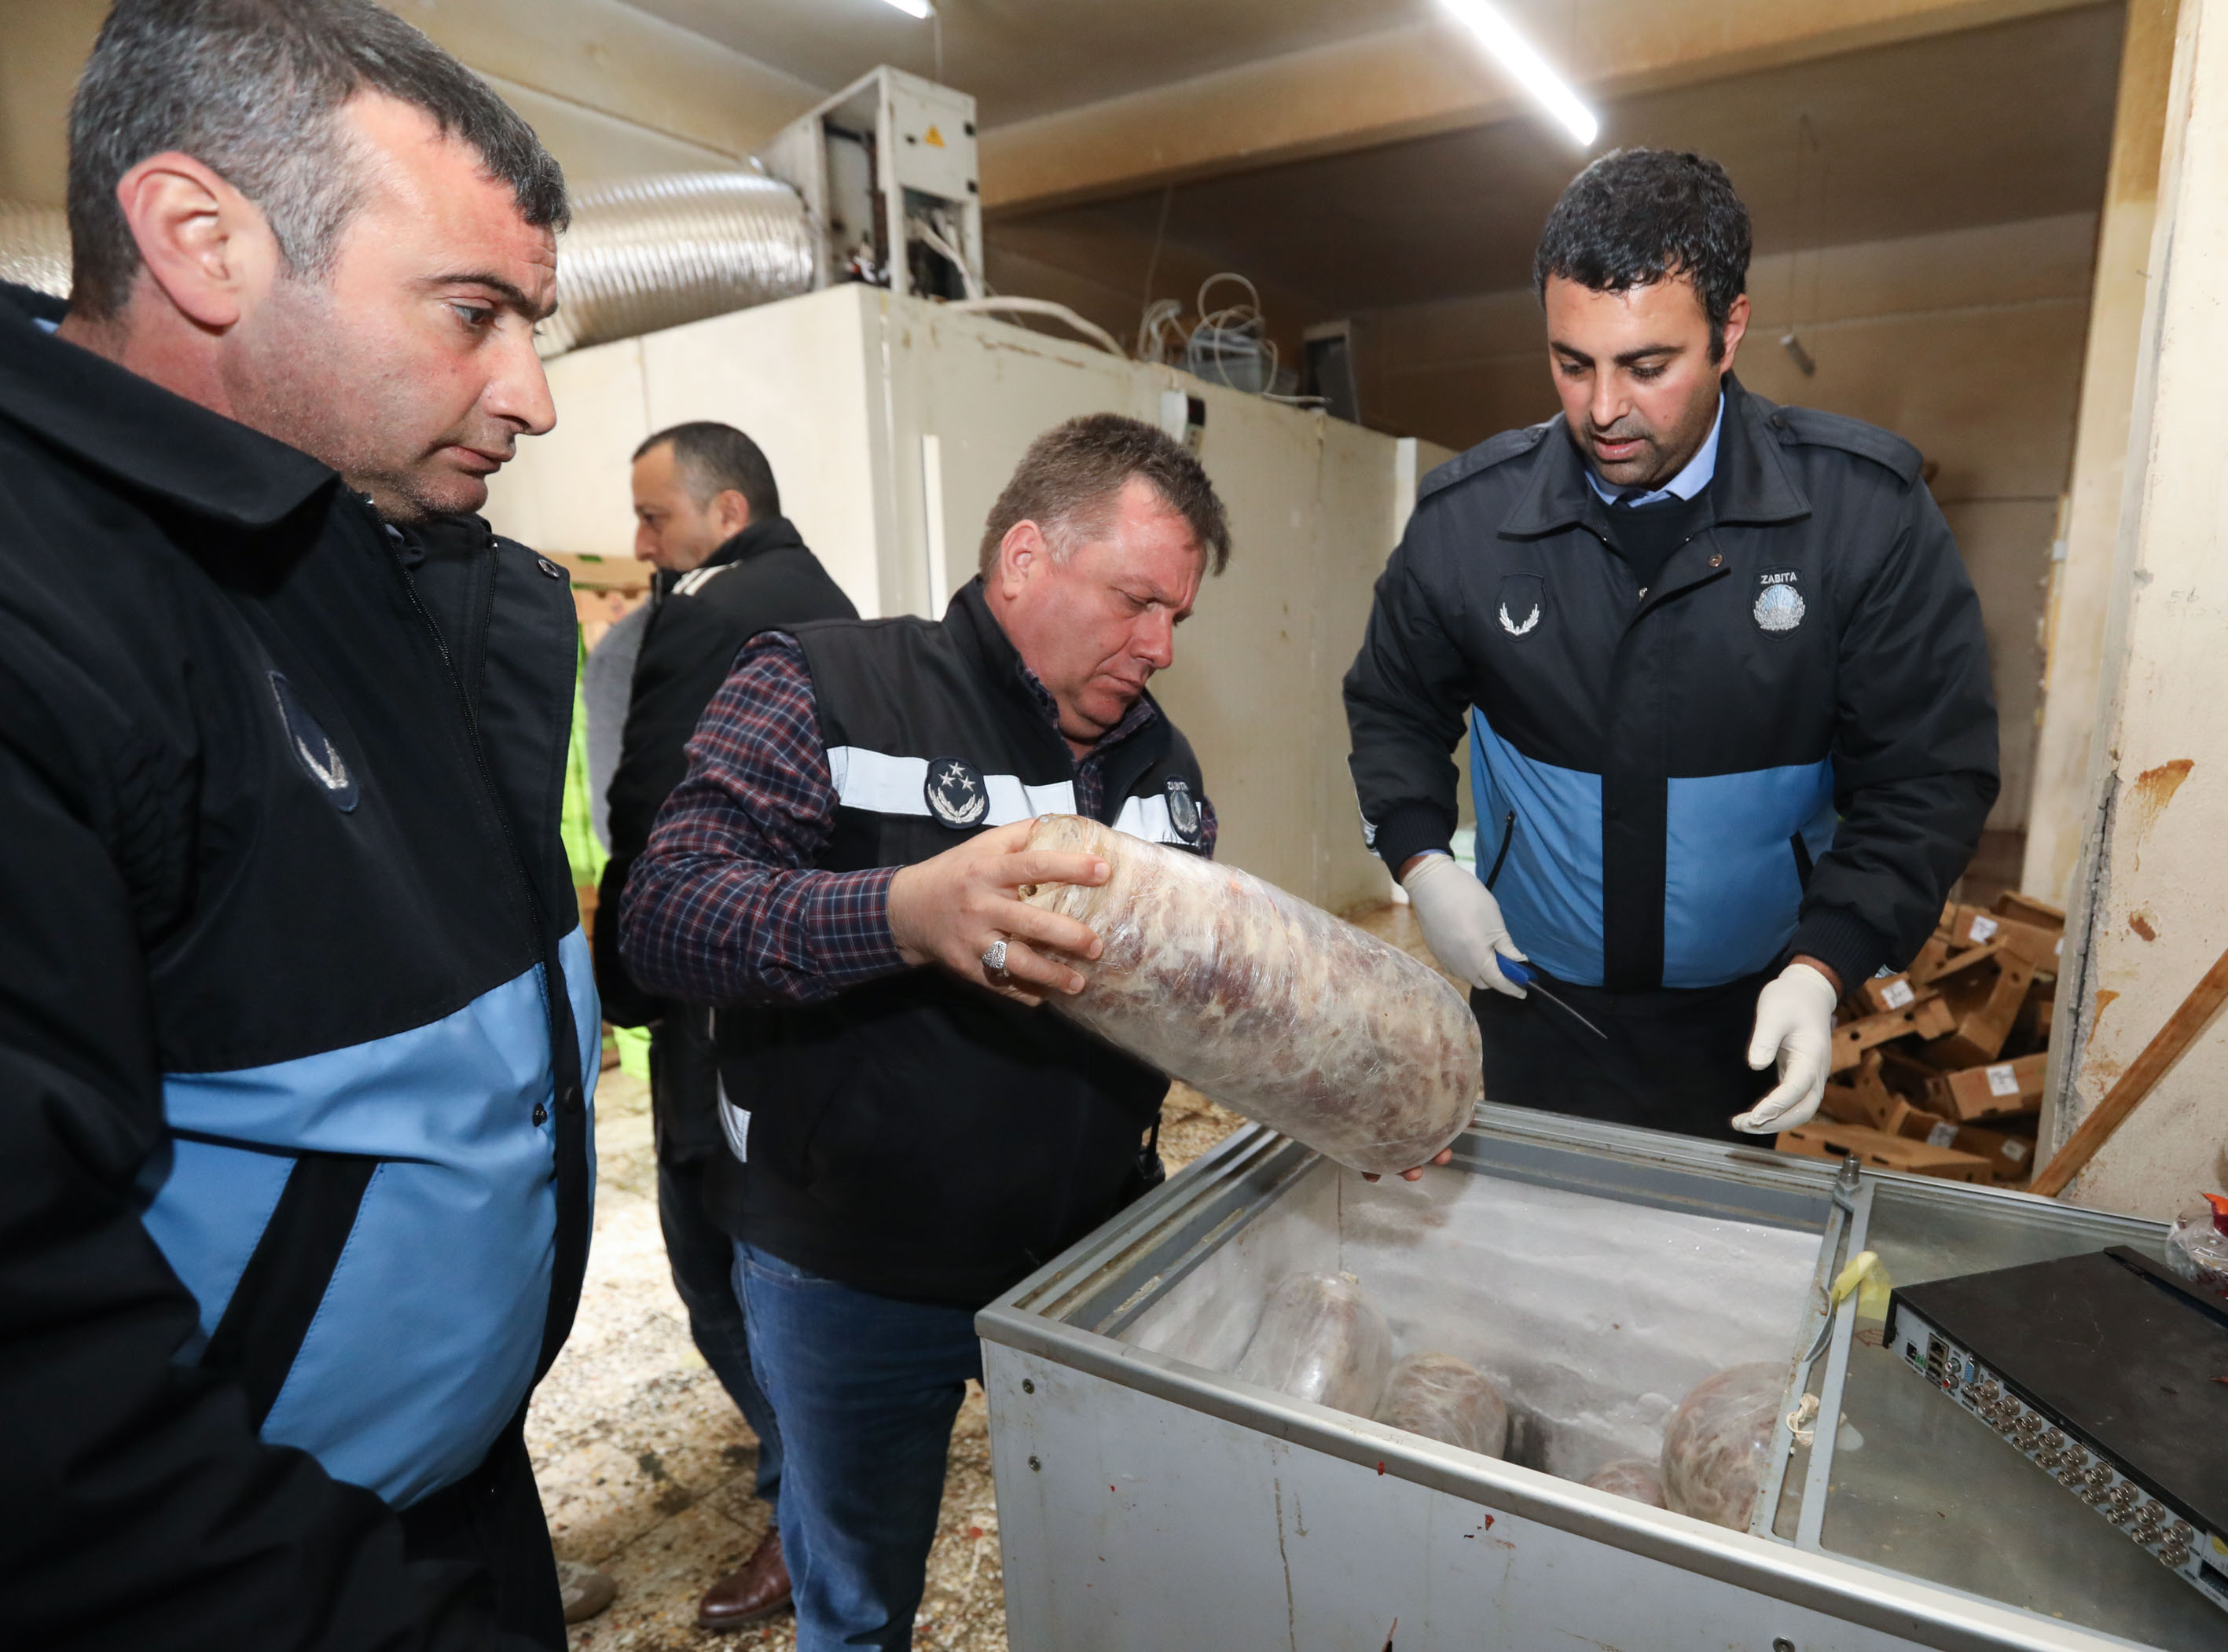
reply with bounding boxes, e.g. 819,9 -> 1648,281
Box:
1775,892 -> 2063,1184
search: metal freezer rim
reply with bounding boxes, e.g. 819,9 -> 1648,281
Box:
976,1104 -> 2168,1652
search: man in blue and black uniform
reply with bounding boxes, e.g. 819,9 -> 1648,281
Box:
1,4 -> 594,1646
1345,149 -> 1999,1143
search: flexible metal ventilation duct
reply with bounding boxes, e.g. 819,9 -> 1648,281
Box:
2,174 -> 813,351
541,171 -> 815,358
0,202 -> 71,300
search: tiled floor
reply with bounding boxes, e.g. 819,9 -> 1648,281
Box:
530,902 -> 1430,1648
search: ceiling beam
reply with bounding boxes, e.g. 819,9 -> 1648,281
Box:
979,0 -> 2105,217
412,0 -> 824,160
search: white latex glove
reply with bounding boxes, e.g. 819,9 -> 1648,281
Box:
1732,962 -> 1842,1134
1402,852 -> 1528,997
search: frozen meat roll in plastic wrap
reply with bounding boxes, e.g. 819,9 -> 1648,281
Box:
1584,1459 -> 1668,1507
1231,1272 -> 1393,1417
1373,1353 -> 1508,1458
1661,1362 -> 1786,1529
1019,816 -> 1482,1175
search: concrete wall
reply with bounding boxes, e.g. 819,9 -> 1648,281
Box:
2047,0 -> 2228,1219
2024,0 -> 2181,907
1351,212 -> 2101,835
0,0 -> 820,205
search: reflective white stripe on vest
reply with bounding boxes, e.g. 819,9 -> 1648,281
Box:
826,745 -> 1075,824
672,564 -> 730,597
717,1071 -> 750,1163
1112,791 -> 1187,845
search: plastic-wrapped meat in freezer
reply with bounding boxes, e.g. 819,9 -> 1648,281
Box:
1020,816 -> 1482,1175
1661,1362 -> 1786,1529
1584,1458 -> 1667,1507
1374,1353 -> 1508,1458
1231,1272 -> 1393,1416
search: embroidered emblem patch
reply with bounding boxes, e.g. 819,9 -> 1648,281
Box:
1753,569 -> 1806,633
1496,572 -> 1545,639
268,671 -> 359,812
924,756 -> 989,828
1165,776 -> 1202,845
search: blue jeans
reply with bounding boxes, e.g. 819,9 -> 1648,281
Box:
734,1242 -> 982,1651
658,1157 -> 782,1503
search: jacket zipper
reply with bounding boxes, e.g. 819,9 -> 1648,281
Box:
369,507 -> 563,1034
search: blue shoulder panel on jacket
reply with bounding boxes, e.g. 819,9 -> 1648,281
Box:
1767,406 -> 1922,486
144,925 -> 600,1509
1418,421 -> 1554,505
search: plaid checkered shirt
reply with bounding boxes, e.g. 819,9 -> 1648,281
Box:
619,631 -> 1217,1007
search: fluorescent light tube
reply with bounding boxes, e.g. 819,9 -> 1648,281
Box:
877,0 -> 935,17
1438,1 -> 1599,145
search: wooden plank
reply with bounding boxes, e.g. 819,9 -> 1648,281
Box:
1821,1053 -> 1901,1130
1923,947 -> 2038,1067
1887,1106 -> 2038,1183
1829,993 -> 1957,1071
1775,1120 -> 1991,1182
1934,1052 -> 2049,1121
2032,940 -> 2228,1196
1994,890 -> 2067,928
1860,971 -> 1924,1015
978,0 -> 2099,215
1949,903 -> 2064,971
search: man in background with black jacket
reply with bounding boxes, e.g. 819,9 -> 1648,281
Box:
1345,149 -> 1998,1144
594,421 -> 854,1631
1,3 -> 594,1647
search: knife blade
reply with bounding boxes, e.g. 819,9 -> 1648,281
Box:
1498,959 -> 1610,1040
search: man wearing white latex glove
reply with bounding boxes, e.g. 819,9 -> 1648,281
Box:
1732,960 -> 1843,1133
1344,150 -> 1999,1142
1403,850 -> 1530,997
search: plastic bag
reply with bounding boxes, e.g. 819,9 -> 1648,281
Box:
1231,1271 -> 1393,1416
1584,1458 -> 1667,1507
1661,1361 -> 1785,1530
1374,1352 -> 1509,1458
2165,1193 -> 2228,1298
1020,816 -> 1481,1176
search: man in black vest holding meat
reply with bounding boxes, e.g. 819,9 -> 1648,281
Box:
594,420 -> 856,1630
622,413 -> 1228,1652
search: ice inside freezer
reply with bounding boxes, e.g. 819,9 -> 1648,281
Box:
1120,1157 -> 1819,1484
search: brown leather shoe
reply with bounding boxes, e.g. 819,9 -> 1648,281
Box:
696,1525 -> 791,1631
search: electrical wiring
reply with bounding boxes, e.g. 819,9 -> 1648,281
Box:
908,210 -> 982,299
1187,271 -> 1278,393
1136,297 -> 1186,364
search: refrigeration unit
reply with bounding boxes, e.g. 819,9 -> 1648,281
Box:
759,65 -> 984,301
482,281 -> 1452,917
977,1111 -> 2221,1652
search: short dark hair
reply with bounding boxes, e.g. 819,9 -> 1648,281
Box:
1532,149 -> 1751,361
68,0 -> 568,319
978,413 -> 1230,579
634,422 -> 781,520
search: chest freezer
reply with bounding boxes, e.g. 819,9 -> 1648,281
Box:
976,1107 -> 2220,1651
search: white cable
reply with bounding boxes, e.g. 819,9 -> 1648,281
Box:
907,212 -> 983,300
1136,296 -> 1185,364
1188,271 -> 1278,392
944,297 -> 1127,359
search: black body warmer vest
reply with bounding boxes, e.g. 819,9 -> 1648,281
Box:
710,582 -> 1209,1308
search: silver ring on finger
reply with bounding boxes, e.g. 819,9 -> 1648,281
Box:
981,938 -> 1009,974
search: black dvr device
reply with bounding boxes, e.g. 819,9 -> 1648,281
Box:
1888,1246 -> 2228,1615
